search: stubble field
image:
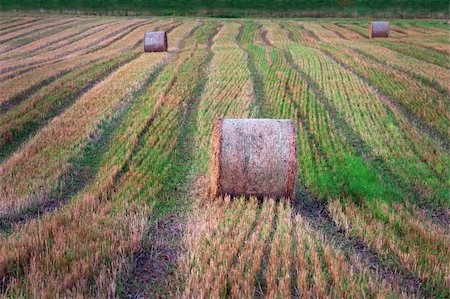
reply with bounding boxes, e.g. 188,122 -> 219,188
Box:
0,14 -> 449,298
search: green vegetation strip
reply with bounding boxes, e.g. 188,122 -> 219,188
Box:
0,53 -> 138,162
1,0 -> 448,17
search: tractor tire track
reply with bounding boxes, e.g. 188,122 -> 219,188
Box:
239,22 -> 426,296
0,19 -> 147,75
120,22 -> 222,299
0,22 -> 200,234
0,20 -> 178,112
314,44 -> 449,152
0,18 -> 79,43
0,19 -> 118,57
0,18 -> 41,32
291,189 -> 426,298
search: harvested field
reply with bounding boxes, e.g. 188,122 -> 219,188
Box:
0,14 -> 448,298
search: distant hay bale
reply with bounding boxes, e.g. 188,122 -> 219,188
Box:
210,118 -> 297,199
144,31 -> 168,52
369,21 -> 389,38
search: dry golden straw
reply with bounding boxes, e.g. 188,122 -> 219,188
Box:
210,118 -> 297,199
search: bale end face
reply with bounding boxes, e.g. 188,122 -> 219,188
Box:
210,118 -> 297,200
144,31 -> 168,52
369,21 -> 389,39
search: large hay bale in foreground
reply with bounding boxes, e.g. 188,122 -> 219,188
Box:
369,21 -> 389,38
144,31 -> 168,52
210,118 -> 297,199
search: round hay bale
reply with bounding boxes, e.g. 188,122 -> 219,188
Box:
369,21 -> 389,38
144,31 -> 168,52
210,118 -> 297,199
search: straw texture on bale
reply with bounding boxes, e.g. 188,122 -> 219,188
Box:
369,21 -> 389,38
144,31 -> 168,52
210,118 -> 297,199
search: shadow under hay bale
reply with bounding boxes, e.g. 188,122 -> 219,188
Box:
210,118 -> 297,199
144,31 -> 168,52
369,21 -> 389,38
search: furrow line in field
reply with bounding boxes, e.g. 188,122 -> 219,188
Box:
346,41 -> 449,93
397,24 -> 431,35
410,23 -> 445,33
0,20 -> 173,110
271,30 -> 448,295
0,19 -> 121,69
0,20 -> 171,108
283,49 -> 422,200
0,18 -> 20,25
282,36 -> 446,206
237,21 -> 265,117
0,17 -> 41,32
182,197 -> 404,297
334,23 -> 367,38
0,65 -> 77,113
401,38 -> 450,56
280,24 -> 449,186
315,44 -> 449,161
328,198 -> 450,297
121,21 -> 223,298
0,55 -> 105,109
390,26 -> 408,36
0,18 -> 78,43
181,198 -> 250,297
279,21 -> 319,43
320,23 -> 348,40
0,18 -> 116,57
325,22 -> 364,40
93,22 -> 203,201
260,20 -> 296,46
298,21 -> 342,42
0,53 -> 141,231
0,21 -> 200,227
83,19 -> 154,54
0,18 -> 87,55
230,200 -> 274,298
222,21 -> 380,295
376,40 -> 449,68
343,23 -> 370,38
244,22 -> 433,296
178,21 -> 262,297
0,60 -> 153,220
0,53 -> 139,164
297,21 -> 322,41
0,90 -> 134,232
0,19 -> 146,74
293,193 -> 425,297
0,17 -> 48,36
260,29 -> 272,47
0,22 -> 200,296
